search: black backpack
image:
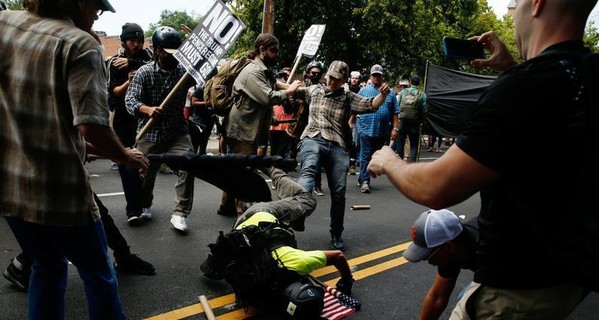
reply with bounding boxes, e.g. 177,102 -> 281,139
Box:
200,221 -> 301,308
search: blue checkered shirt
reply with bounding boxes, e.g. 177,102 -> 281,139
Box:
356,84 -> 399,137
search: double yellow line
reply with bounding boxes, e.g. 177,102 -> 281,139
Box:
144,242 -> 411,320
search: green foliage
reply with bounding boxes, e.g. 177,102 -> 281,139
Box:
584,21 -> 599,53
3,0 -> 21,10
152,0 -> 599,80
146,10 -> 199,39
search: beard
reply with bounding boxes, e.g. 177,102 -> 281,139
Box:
161,54 -> 179,70
262,55 -> 277,68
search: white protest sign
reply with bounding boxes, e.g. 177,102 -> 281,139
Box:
296,24 -> 326,58
173,0 -> 245,86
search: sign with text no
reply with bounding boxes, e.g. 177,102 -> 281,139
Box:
173,0 -> 245,86
296,24 -> 326,58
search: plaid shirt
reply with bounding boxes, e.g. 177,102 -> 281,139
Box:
125,62 -> 193,143
0,11 -> 106,225
356,84 -> 400,137
299,85 -> 375,149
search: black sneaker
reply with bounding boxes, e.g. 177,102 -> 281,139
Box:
331,235 -> 346,251
3,258 -> 30,291
289,215 -> 306,232
127,215 -> 143,227
114,254 -> 156,276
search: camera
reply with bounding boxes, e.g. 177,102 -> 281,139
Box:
443,37 -> 485,61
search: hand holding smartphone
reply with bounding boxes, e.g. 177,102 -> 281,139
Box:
443,37 -> 485,60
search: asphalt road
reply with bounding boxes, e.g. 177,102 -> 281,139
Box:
1,142 -> 597,319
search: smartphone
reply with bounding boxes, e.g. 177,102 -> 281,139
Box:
443,37 -> 485,60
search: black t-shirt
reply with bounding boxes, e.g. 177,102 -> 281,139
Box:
107,48 -> 153,126
438,218 -> 479,279
456,41 -> 594,289
191,86 -> 214,120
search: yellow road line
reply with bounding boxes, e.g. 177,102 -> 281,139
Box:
144,242 -> 411,320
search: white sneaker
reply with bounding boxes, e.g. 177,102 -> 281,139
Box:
170,215 -> 188,232
140,208 -> 152,220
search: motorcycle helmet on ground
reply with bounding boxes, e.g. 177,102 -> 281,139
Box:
151,26 -> 182,54
277,279 -> 324,319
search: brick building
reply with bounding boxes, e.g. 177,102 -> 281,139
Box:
96,31 -> 152,61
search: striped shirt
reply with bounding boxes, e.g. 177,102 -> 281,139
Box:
0,11 -> 106,226
356,84 -> 400,137
125,62 -> 193,143
299,85 -> 375,149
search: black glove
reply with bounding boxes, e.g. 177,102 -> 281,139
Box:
335,276 -> 354,295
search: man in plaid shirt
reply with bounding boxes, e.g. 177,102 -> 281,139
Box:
296,60 -> 391,250
126,26 -> 196,233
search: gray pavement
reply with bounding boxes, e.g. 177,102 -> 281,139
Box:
0,140 -> 597,319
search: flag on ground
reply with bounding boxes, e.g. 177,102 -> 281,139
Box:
320,285 -> 360,320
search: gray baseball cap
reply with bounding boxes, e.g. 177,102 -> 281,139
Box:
404,209 -> 463,262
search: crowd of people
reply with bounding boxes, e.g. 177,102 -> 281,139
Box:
1,0 -> 598,319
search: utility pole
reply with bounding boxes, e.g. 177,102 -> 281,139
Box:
262,0 -> 275,33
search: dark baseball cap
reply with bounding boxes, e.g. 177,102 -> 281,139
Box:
410,75 -> 421,85
100,0 -> 116,13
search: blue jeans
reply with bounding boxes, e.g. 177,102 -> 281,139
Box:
297,135 -> 349,237
5,217 -> 125,320
357,132 -> 386,185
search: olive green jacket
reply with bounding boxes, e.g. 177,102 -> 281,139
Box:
226,57 -> 287,146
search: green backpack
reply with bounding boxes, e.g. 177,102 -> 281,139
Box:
399,89 -> 422,120
203,57 -> 251,117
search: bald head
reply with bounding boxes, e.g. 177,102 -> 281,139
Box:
513,0 -> 597,60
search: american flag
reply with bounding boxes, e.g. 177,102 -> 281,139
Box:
320,284 -> 361,320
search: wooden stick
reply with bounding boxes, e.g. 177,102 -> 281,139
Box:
199,295 -> 216,320
350,205 -> 370,210
135,73 -> 191,143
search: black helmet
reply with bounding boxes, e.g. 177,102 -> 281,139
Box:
304,61 -> 324,73
120,22 -> 144,42
152,26 -> 182,53
278,280 -> 324,319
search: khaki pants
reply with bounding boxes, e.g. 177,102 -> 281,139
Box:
450,281 -> 588,320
